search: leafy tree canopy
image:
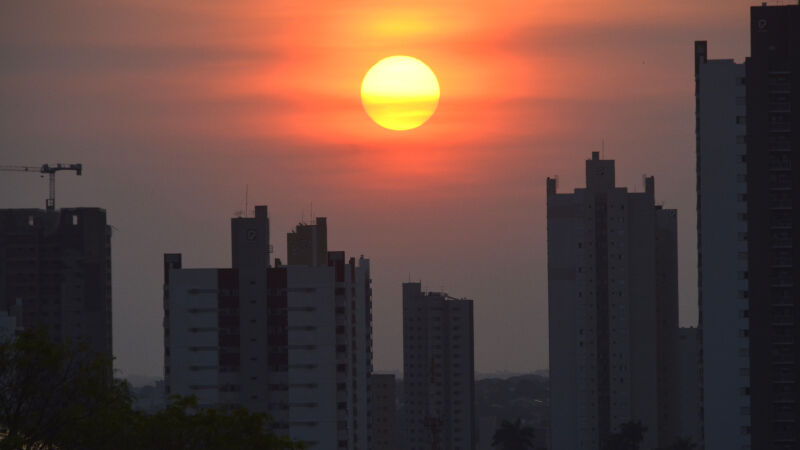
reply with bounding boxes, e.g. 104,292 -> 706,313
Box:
0,329 -> 303,450
492,418 -> 536,450
603,420 -> 647,450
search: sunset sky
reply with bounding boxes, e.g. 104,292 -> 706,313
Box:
1,0 -> 753,378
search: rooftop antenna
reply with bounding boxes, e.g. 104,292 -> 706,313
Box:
310,202 -> 313,221
601,139 -> 605,159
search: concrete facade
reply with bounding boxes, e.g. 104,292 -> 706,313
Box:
402,282 -> 475,450
0,208 -> 112,358
164,207 -> 372,449
694,41 -> 751,450
546,153 -> 679,450
371,373 -> 399,450
677,327 -> 702,446
746,5 -> 800,448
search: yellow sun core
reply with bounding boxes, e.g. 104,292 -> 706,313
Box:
361,56 -> 440,131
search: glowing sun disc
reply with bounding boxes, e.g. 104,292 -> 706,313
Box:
361,55 -> 440,131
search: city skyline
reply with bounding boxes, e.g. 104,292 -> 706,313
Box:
1,0 -> 754,380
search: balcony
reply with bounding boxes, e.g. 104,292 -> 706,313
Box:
769,103 -> 791,113
772,318 -> 795,326
769,161 -> 792,171
768,80 -> 791,93
772,372 -> 797,383
769,199 -> 793,210
769,124 -> 792,133
771,238 -> 793,248
772,356 -> 796,365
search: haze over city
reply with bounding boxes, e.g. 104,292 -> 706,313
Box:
1,0 -> 752,380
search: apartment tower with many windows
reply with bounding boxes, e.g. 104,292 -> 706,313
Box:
402,282 -> 475,450
164,207 -> 372,449
0,207 -> 112,357
694,40 -> 751,450
546,153 -> 679,450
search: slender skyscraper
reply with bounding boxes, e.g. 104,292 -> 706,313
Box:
746,5 -> 800,448
546,153 -> 679,450
164,208 -> 373,449
694,41 -> 751,450
402,282 -> 475,450
0,208 -> 112,358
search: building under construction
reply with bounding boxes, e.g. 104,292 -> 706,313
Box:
0,163 -> 111,357
0,207 -> 112,357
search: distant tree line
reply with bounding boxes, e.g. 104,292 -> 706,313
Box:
601,420 -> 697,450
0,329 -> 304,450
490,418 -> 697,450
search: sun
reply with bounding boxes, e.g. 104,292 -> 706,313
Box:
361,56 -> 440,131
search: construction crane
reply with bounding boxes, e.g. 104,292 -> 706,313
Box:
0,163 -> 82,211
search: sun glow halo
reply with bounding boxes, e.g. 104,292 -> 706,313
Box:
361,56 -> 440,131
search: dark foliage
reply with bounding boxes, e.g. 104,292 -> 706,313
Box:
0,330 -> 303,450
476,375 -> 549,421
491,418 -> 535,450
658,437 -> 698,450
603,420 -> 647,450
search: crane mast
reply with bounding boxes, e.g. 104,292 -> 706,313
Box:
0,163 -> 82,211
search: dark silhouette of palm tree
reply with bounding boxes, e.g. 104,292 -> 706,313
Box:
491,418 -> 535,450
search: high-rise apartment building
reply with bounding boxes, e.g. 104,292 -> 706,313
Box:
370,373 -> 398,450
746,5 -> 800,448
164,207 -> 373,449
402,282 -> 475,450
696,5 -> 800,448
546,153 -> 679,450
0,208 -> 112,357
677,327 -> 702,447
693,41 -> 751,450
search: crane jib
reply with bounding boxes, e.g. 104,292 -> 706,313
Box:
0,163 -> 83,210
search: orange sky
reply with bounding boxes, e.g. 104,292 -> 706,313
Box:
1,0 -> 754,378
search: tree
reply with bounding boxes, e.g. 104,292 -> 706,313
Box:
0,329 -> 304,450
659,437 -> 697,450
603,420 -> 647,450
492,418 -> 536,450
0,328 -> 134,450
136,396 -> 304,450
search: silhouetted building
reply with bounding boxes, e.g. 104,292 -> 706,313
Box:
132,380 -> 167,414
164,206 -> 373,449
0,309 -> 16,342
746,4 -> 800,448
402,282 -> 475,450
693,40 -> 751,450
287,217 -> 328,267
697,5 -> 800,448
546,153 -> 679,450
0,208 -> 112,357
677,327 -> 702,447
371,373 -> 399,450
